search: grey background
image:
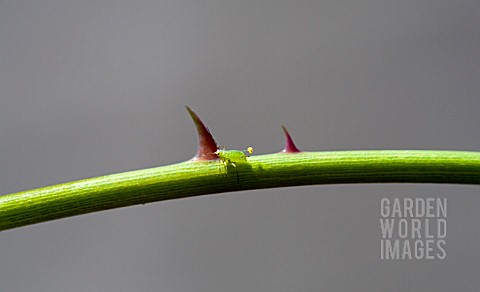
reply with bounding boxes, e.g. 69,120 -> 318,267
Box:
1,1 -> 479,291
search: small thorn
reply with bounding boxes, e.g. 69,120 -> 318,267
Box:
281,125 -> 301,153
185,106 -> 219,160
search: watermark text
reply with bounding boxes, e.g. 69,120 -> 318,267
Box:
379,197 -> 447,260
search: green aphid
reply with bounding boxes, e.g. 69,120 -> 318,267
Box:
215,147 -> 253,182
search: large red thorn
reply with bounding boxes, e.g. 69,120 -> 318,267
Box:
185,106 -> 220,161
281,125 -> 301,153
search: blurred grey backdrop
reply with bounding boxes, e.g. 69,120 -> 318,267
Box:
1,1 -> 479,291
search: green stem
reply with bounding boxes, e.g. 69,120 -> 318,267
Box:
1,150 -> 479,231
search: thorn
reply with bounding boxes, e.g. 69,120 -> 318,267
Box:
281,125 -> 301,153
185,106 -> 219,160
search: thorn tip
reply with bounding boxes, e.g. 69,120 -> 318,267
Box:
185,106 -> 219,160
281,125 -> 301,153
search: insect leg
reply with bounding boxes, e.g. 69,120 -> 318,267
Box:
230,162 -> 239,183
223,160 -> 228,178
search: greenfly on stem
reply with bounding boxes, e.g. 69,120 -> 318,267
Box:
215,146 -> 254,182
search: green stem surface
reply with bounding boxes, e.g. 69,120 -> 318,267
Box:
1,150 -> 479,231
